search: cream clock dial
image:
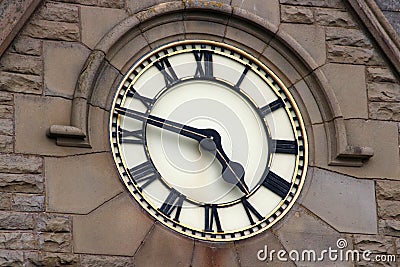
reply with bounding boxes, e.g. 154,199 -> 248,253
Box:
110,40 -> 308,241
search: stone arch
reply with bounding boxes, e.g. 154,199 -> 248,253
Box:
48,1 -> 373,166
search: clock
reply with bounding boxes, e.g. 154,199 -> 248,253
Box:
110,40 -> 308,241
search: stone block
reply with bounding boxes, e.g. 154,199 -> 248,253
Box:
378,200 -> 400,219
37,1 -> 79,23
134,223 -> 193,266
0,174 -> 43,193
127,0 -> 178,14
0,211 -> 35,230
366,67 -> 398,83
383,11 -> 400,37
302,168 -> 377,234
0,72 -> 42,94
368,82 -> 400,102
320,63 -> 368,119
369,103 -> 400,122
275,206 -> 353,267
0,93 -> 13,106
191,242 -> 239,267
184,20 -> 226,39
10,36 -> 41,56
326,27 -> 372,48
327,44 -> 385,65
80,255 -> 134,266
262,44 -> 303,87
315,8 -> 357,27
379,219 -> 400,237
0,106 -> 12,120
107,29 -> 148,72
376,180 -> 400,200
0,154 -> 42,174
0,120 -> 13,137
38,233 -> 72,253
142,21 -> 185,48
231,0 -> 280,27
46,152 -> 123,214
0,250 -> 24,266
291,80 -> 323,124
25,252 -> 79,267
225,25 -> 267,56
81,6 -> 127,49
0,232 -> 36,250
281,5 -> 314,24
73,193 -> 154,255
280,0 -> 344,8
11,194 -> 45,212
0,136 -> 13,153
375,0 -> 400,11
24,19 -> 80,41
44,41 -> 91,98
236,230 -> 296,266
0,53 -> 42,75
86,105 -> 113,153
37,213 -> 71,233
0,193 -> 11,210
279,24 -> 326,68
353,235 -> 395,254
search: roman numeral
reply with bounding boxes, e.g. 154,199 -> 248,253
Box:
204,204 -> 222,232
154,58 -> 179,87
262,171 -> 291,198
259,98 -> 285,116
129,161 -> 159,190
234,65 -> 250,90
159,188 -> 185,221
193,50 -> 213,77
273,139 -> 298,155
118,127 -> 144,145
126,89 -> 155,110
241,198 -> 263,225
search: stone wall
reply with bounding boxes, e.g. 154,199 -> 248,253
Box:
0,0 -> 399,266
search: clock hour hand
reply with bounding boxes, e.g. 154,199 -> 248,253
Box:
116,106 -> 249,195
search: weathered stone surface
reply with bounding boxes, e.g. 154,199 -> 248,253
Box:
0,250 -> 24,266
0,106 -> 12,120
80,255 -> 133,266
326,27 -> 372,47
236,230 -> 296,266
367,67 -> 398,83
127,0 -> 171,14
281,5 -> 314,24
225,25 -> 266,55
37,213 -> 71,233
37,1 -> 79,23
378,200 -> 400,219
134,223 -> 193,266
44,41 -> 91,98
354,235 -> 395,254
81,6 -> 127,49
0,211 -> 35,230
0,72 -> 42,94
316,8 -> 357,27
11,194 -> 45,212
0,194 -> 11,210
383,11 -> 400,37
24,19 -> 79,41
46,153 -> 123,214
0,232 -> 36,250
0,154 -> 42,174
0,119 -> 13,135
376,0 -> 400,11
10,36 -> 41,56
0,174 -> 43,193
368,82 -> 400,102
0,53 -> 42,75
376,180 -> 400,200
321,63 -> 368,119
0,136 -> 13,153
280,0 -> 344,8
302,168 -> 377,234
379,219 -> 400,237
39,233 -> 72,253
0,93 -> 13,106
327,44 -> 384,65
97,0 -> 125,8
191,242 -> 239,267
231,0 -> 280,27
25,252 -> 79,267
142,20 -> 185,48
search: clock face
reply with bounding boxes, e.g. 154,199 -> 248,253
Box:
110,40 -> 308,241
